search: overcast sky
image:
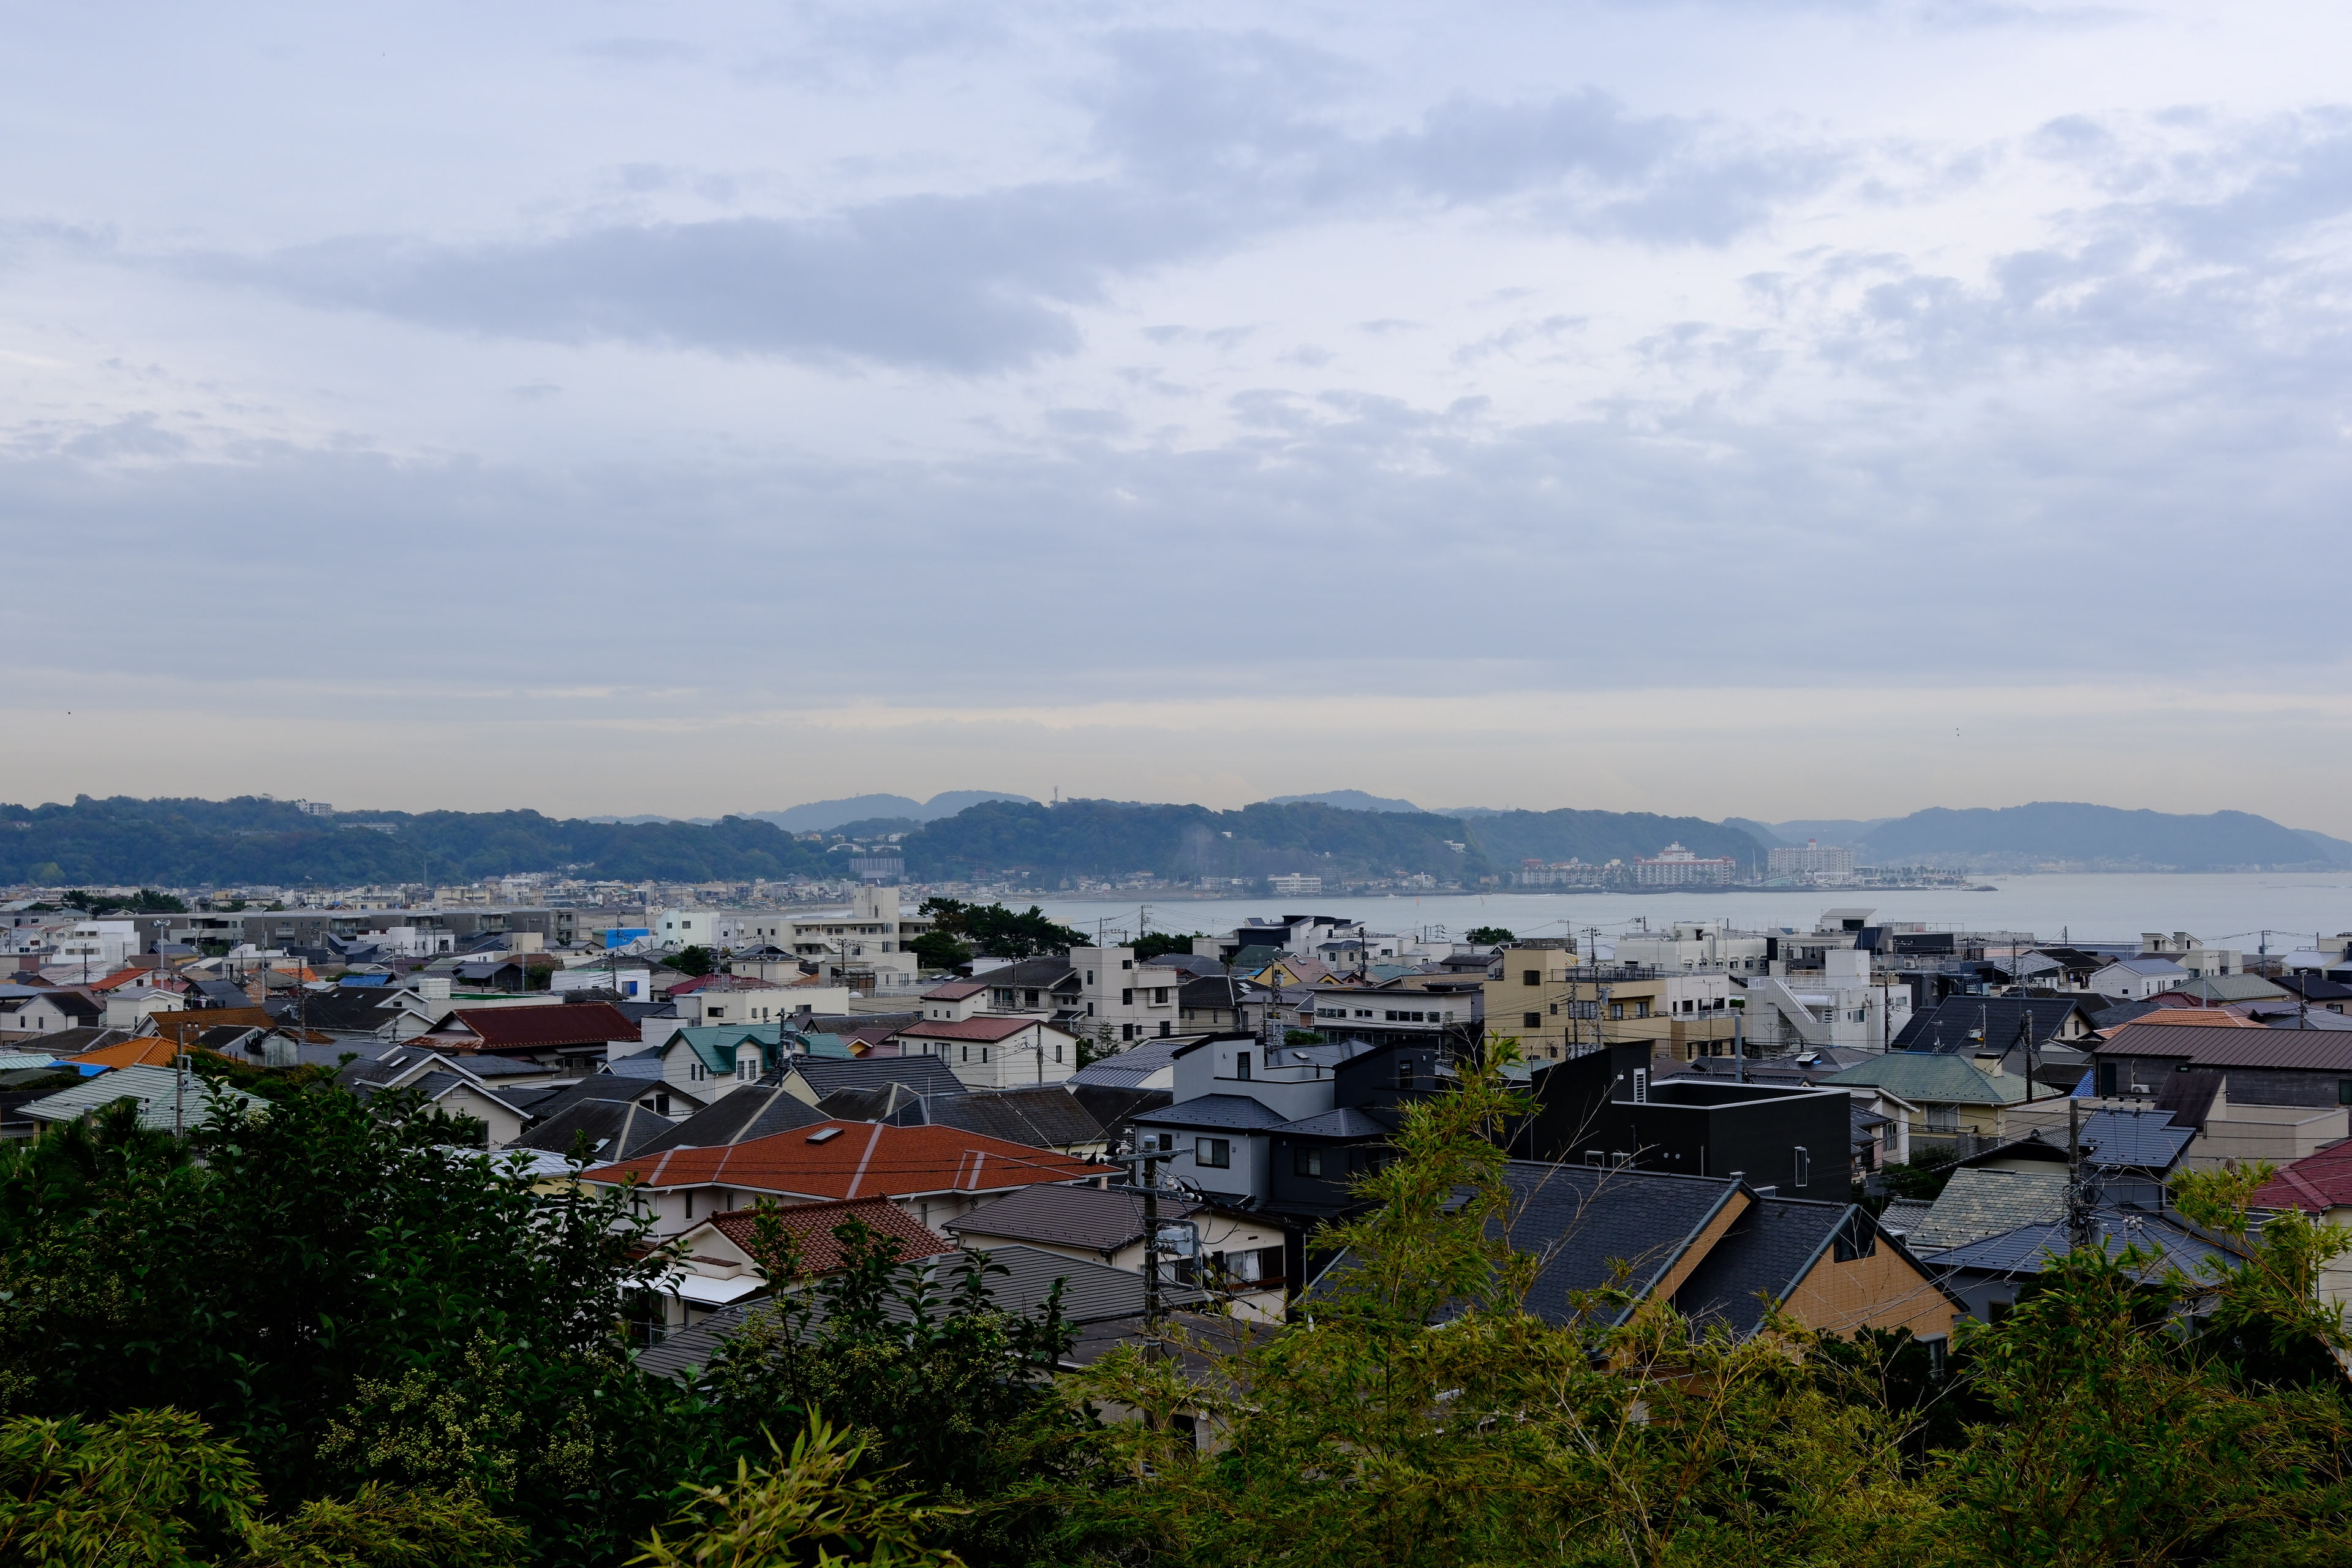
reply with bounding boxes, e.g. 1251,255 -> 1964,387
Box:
7,1 -> 2351,829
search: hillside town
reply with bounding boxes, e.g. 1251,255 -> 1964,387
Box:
11,877 -> 2352,1363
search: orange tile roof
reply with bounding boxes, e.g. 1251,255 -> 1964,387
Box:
2103,1009 -> 2263,1034
68,1037 -> 224,1069
701,1197 -> 957,1275
2255,1140 -> 2352,1212
580,1120 -> 1115,1202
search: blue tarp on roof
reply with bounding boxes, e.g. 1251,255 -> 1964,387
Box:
338,973 -> 391,987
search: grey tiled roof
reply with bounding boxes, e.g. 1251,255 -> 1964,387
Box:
1878,1197 -> 1934,1237
1929,1210 -> 2238,1280
632,1083 -> 827,1155
946,1183 -> 1215,1256
911,1087 -> 1105,1148
1129,1093 -> 1292,1132
18,1065 -> 268,1133
506,1098 -> 680,1163
791,1054 -> 965,1101
1671,1196 -> 1853,1339
1277,1106 -> 1397,1139
1908,1168 -> 2069,1253
1490,1161 -> 1743,1326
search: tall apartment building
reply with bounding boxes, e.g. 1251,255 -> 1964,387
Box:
1766,840 -> 1855,880
1632,843 -> 1737,887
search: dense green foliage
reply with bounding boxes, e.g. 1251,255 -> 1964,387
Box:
0,793 -> 1781,888
62,887 -> 187,913
13,1048 -> 2352,1566
1129,932 -> 1202,964
1463,925 -> 1516,943
916,899 -> 1090,960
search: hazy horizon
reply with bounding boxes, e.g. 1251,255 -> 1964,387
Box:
8,2 -> 2350,831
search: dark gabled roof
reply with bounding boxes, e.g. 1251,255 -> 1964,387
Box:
979,957 -> 1080,989
8,1026 -> 137,1057
1893,996 -> 2093,1055
791,1053 -> 965,1101
631,1084 -> 829,1155
284,987 -> 402,1033
1068,1084 -> 1173,1141
518,1072 -> 682,1126
893,1014 -> 1060,1044
1068,1034 -> 1189,1087
1129,1093 -> 1292,1133
1493,1161 -> 1743,1326
1670,1197 -> 1853,1339
2075,1108 -> 2196,1170
506,1097 -> 681,1163
945,1183 -> 1218,1256
904,1086 -> 1105,1148
635,1242 -> 1204,1381
1277,1106 -> 1398,1139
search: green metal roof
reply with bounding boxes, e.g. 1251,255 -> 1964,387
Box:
1822,1051 -> 2032,1106
18,1064 -> 268,1133
667,1023 -> 782,1074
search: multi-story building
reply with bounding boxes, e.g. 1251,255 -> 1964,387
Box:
1612,921 -> 1774,976
1632,843 -> 1737,887
1766,840 -> 1855,882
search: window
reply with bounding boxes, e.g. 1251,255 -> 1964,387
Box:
1792,1147 -> 1811,1188
1153,987 -> 1169,1004
1235,1052 -> 1252,1080
1523,969 -> 1541,986
1634,1000 -> 1650,1019
2338,1079 -> 2352,1107
1196,1137 -> 1231,1169
1053,1040 -> 1062,1062
1122,989 -> 1134,1006
1121,958 -> 1133,969
1294,1147 -> 1324,1177
1523,1012 -> 1542,1029
2098,1062 -> 2119,1096
1121,1024 -> 1136,1041
1609,1002 -> 1624,1020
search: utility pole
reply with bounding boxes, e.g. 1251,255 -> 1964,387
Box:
2066,1097 -> 2094,1251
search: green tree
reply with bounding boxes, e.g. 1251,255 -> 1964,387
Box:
631,1419 -> 965,1568
1463,925 -> 1515,944
915,901 -> 1087,960
0,1407 -> 524,1567
0,1088 -> 677,1566
907,930 -> 974,971
1130,932 -> 1201,964
670,946 -> 717,978
678,1215 -> 1116,1567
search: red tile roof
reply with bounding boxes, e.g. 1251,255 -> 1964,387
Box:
2254,1140 -> 2352,1212
701,1197 -> 958,1275
579,1120 -> 1114,1201
436,1001 -> 639,1051
893,1014 -> 1057,1044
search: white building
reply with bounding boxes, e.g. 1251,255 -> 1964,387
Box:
53,920 -> 137,975
892,1014 -> 1081,1089
1613,921 -> 1775,976
1632,844 -> 1736,887
2090,956 -> 2191,1001
1739,949 -> 1913,1052
1766,840 -> 1855,881
1267,873 -> 1323,895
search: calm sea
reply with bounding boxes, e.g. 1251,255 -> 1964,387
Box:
1034,872 -> 2352,953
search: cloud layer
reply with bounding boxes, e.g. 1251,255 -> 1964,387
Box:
3,0 -> 2350,826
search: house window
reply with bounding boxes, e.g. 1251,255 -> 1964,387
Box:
2337,1080 -> 2352,1107
1609,1002 -> 1624,1020
1196,1137 -> 1231,1169
1792,1147 -> 1811,1188
2098,1063 -> 2119,1097
1235,1052 -> 1252,1080
961,1045 -> 969,1063
1523,970 -> 1540,986
1054,1039 -> 1062,1062
1294,1147 -> 1324,1177
1122,989 -> 1134,1006
1634,1000 -> 1650,1019
1926,1106 -> 1959,1132
653,1093 -> 671,1115
1523,1012 -> 1542,1029
1153,987 -> 1169,1004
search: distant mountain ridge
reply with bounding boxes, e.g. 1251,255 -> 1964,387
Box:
747,791 -> 1037,833
1856,802 -> 2352,870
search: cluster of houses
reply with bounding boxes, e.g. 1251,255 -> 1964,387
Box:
9,888 -> 2352,1430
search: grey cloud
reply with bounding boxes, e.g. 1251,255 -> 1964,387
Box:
183,32 -> 1836,373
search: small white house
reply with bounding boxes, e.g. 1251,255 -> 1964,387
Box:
2090,956 -> 2190,1001
892,1015 -> 1081,1089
